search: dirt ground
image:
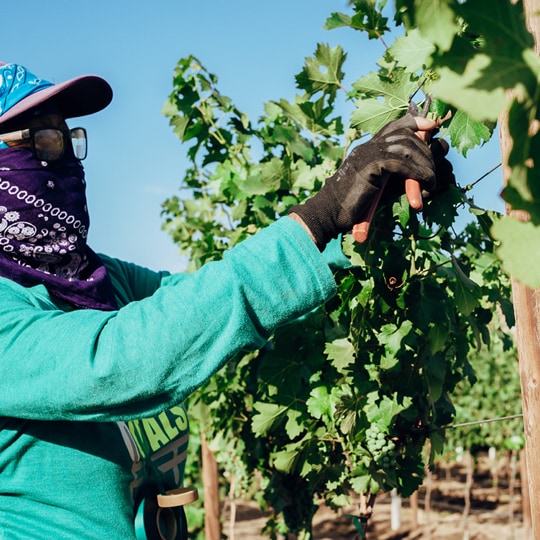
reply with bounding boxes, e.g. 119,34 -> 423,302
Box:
222,456 -> 532,539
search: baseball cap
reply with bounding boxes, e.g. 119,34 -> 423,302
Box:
0,62 -> 113,129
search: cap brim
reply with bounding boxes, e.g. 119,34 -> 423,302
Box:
0,75 -> 113,128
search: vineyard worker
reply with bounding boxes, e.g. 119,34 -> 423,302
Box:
0,62 -> 442,540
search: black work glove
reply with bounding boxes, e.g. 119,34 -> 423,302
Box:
289,114 -> 437,249
425,137 -> 456,197
381,137 -> 455,203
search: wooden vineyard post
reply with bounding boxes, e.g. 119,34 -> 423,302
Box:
408,491 -> 419,530
498,0 -> 540,536
520,448 -> 532,538
201,433 -> 221,540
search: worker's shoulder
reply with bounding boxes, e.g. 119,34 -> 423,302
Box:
0,275 -> 57,310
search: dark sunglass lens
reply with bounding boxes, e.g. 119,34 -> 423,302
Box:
33,128 -> 65,161
70,128 -> 87,160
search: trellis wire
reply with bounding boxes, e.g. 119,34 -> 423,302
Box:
443,413 -> 523,431
467,162 -> 502,189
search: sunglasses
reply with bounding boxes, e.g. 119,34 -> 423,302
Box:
0,126 -> 87,162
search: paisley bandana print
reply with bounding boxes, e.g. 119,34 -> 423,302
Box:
0,63 -> 53,149
0,147 -> 118,310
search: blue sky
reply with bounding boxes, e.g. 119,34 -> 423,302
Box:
3,1 -> 504,272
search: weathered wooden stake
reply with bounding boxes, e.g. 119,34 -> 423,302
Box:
201,433 -> 221,540
409,491 -> 419,530
519,449 -> 532,538
499,1 -> 540,536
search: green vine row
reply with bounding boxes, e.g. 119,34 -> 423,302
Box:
160,1 -> 526,537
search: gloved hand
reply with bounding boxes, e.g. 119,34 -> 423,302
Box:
425,137 -> 456,197
289,114 -> 440,249
380,137 -> 455,205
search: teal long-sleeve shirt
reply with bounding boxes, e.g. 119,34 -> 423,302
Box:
0,217 -> 337,539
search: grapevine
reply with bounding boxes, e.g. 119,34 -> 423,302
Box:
160,1 -> 528,537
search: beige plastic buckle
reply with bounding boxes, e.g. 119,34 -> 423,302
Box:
157,487 -> 199,508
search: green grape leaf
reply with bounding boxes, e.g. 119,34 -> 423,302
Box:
407,281 -> 447,328
492,217 -> 540,289
324,12 -> 353,31
277,95 -> 343,136
270,124 -> 315,162
271,445 -> 301,473
350,97 -> 403,136
393,195 -> 411,228
504,89 -> 540,222
336,389 -> 365,435
252,195 -> 273,212
325,1 -> 389,39
414,0 -> 460,52
459,0 -> 535,60
252,402 -> 287,436
366,392 -> 413,427
429,429 -> 446,457
295,43 -> 346,96
339,410 -> 358,436
505,434 -> 525,451
377,321 -> 413,369
306,386 -> 333,420
377,321 -> 413,357
351,68 -> 418,134
380,354 -> 399,371
451,256 -> 482,316
439,110 -> 493,156
292,160 -> 332,192
428,51 -> 508,122
388,29 -> 435,73
285,408 -> 306,439
240,158 -> 284,195
350,474 -> 372,494
503,184 -> 540,225
426,353 -> 446,403
325,337 -> 356,373
332,493 -> 354,508
422,185 -> 462,229
427,0 -> 537,122
230,199 -> 248,221
428,323 -> 449,355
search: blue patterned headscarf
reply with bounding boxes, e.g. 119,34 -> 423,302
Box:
0,63 -> 54,148
0,61 -> 112,135
0,63 -> 54,117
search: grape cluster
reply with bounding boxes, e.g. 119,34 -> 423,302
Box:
365,425 -> 398,469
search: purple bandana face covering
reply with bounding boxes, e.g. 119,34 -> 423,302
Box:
0,147 -> 118,310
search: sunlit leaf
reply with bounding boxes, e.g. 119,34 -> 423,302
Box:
414,0 -> 460,52
252,402 -> 287,436
451,256 -> 482,316
439,110 -> 493,156
271,446 -> 301,473
388,29 -> 435,73
492,217 -> 540,289
295,43 -> 346,96
366,393 -> 413,426
351,68 -> 418,134
325,337 -> 356,373
306,386 -> 333,420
